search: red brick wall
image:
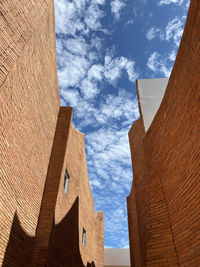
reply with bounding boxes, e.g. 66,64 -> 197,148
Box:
127,118 -> 147,267
0,0 -> 60,266
128,0 -> 200,266
0,1 -> 104,266
31,107 -> 73,266
47,112 -> 104,267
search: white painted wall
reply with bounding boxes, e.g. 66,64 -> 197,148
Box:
137,78 -> 169,132
104,248 -> 130,266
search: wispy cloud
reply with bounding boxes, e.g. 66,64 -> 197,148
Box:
57,35 -> 138,99
168,50 -> 176,61
55,0 -> 106,36
55,0 -> 138,103
146,27 -> 164,40
165,17 -> 184,46
158,0 -> 184,6
145,6 -> 188,78
146,17 -> 184,47
62,88 -> 139,247
147,51 -> 173,77
55,0 -> 189,249
55,0 -> 138,248
85,91 -> 139,246
104,55 -> 138,85
111,0 -> 126,20
85,1 -> 105,31
61,88 -> 139,129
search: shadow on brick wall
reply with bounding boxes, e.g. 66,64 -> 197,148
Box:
2,198 -> 95,267
2,212 -> 34,267
47,197 -> 96,267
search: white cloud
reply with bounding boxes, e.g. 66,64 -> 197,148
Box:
146,27 -> 164,40
65,37 -> 88,56
84,90 -> 139,171
111,0 -> 126,20
168,50 -> 176,61
57,51 -> 90,88
158,0 -> 184,6
94,0 -> 105,4
55,0 -> 139,248
104,55 -> 138,85
101,197 -> 130,246
80,78 -> 100,99
90,179 -> 104,189
55,1 -> 138,101
147,51 -> 172,77
126,61 -> 138,82
185,0 -> 190,8
145,16 -> 186,78
146,17 -> 184,47
146,27 -> 157,40
57,40 -> 138,98
54,0 -> 85,36
165,17 -> 184,46
88,64 -> 104,80
146,17 -> 185,47
91,37 -> 103,51
61,90 -> 140,245
60,89 -> 80,106
62,88 -> 139,130
55,0 -> 106,36
84,2 -> 105,31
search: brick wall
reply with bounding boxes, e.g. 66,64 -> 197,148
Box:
31,107 -> 73,266
0,1 -> 104,266
47,109 -> 104,267
127,118 -> 147,267
0,0 -> 60,266
127,0 -> 200,266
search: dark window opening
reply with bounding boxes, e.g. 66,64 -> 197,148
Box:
64,169 -> 70,195
82,228 -> 86,246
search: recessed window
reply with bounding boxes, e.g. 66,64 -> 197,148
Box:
82,228 -> 86,246
64,169 -> 70,195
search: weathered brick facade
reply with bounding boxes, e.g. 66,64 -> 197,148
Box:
127,0 -> 200,266
0,1 -> 104,266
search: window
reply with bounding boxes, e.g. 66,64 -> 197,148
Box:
64,169 -> 70,195
82,228 -> 86,246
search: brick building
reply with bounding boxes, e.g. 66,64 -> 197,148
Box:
0,1 -> 103,266
127,0 -> 200,266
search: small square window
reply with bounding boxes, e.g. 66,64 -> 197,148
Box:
64,169 -> 70,195
82,228 -> 86,246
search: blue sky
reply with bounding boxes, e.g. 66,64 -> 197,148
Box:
54,0 -> 190,248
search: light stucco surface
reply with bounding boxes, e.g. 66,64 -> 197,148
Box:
104,248 -> 130,266
137,78 -> 169,132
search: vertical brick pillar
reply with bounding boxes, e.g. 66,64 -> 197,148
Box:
127,118 -> 147,267
31,107 -> 72,266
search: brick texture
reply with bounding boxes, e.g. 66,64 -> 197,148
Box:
0,1 -> 104,266
47,109 -> 104,267
31,107 -> 73,266
0,0 -> 60,266
127,0 -> 200,266
127,118 -> 147,267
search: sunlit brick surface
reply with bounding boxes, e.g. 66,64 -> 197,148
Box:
46,109 -> 104,267
0,0 -> 59,265
0,1 -> 104,266
127,0 -> 200,266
